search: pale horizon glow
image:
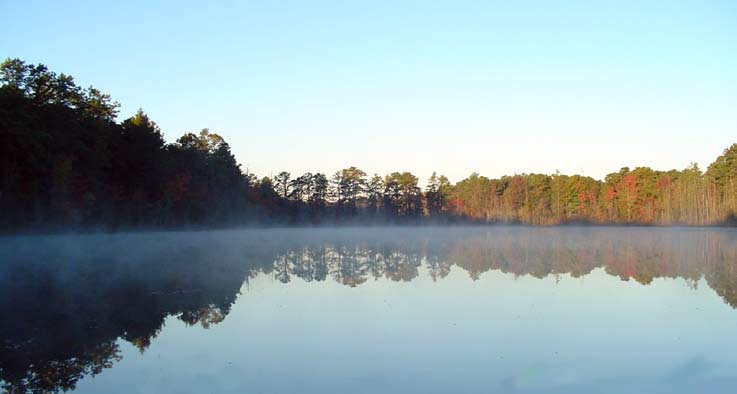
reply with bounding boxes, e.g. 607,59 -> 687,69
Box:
2,1 -> 736,183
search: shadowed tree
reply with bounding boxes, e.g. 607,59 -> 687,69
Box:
309,173 -> 329,211
274,172 -> 291,200
367,174 -> 384,218
383,172 -> 421,219
289,173 -> 313,202
426,172 -> 451,218
707,144 -> 737,221
332,167 -> 367,217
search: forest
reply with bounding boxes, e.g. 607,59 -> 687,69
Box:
1,58 -> 736,231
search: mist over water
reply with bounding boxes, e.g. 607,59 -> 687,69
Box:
2,226 -> 737,393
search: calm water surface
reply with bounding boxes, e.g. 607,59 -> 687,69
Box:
2,226 -> 737,393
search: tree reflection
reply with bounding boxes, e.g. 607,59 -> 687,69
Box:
1,228 -> 737,393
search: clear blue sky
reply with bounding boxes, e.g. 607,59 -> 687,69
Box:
2,0 -> 736,182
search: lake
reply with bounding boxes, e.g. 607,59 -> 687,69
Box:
2,226 -> 737,393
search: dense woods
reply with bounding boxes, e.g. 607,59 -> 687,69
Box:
2,58 -> 736,231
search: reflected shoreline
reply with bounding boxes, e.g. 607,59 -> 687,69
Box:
1,227 -> 736,393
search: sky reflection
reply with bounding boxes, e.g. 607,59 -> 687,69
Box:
2,227 -> 737,393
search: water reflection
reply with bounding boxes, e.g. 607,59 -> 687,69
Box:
1,227 -> 736,393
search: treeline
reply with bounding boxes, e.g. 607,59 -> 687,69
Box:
450,160 -> 737,226
1,58 -> 736,230
1,59 -> 253,229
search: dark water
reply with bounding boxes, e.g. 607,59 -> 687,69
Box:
2,226 -> 737,394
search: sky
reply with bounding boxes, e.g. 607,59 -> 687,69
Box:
2,0 -> 736,182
